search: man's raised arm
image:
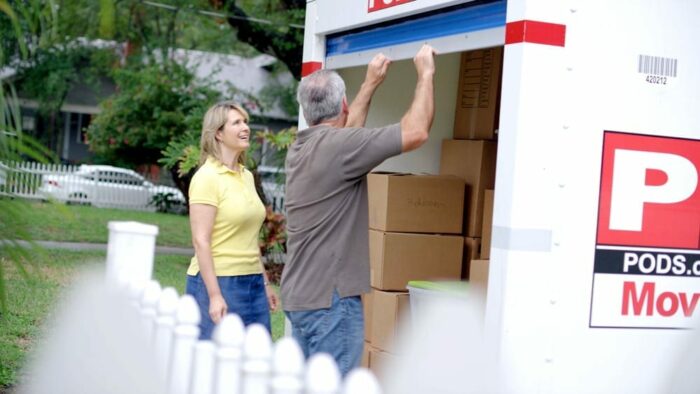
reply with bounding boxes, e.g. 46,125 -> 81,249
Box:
400,44 -> 436,152
345,53 -> 391,128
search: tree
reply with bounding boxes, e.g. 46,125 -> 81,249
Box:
220,0 -> 305,79
86,60 -> 221,195
14,44 -> 117,152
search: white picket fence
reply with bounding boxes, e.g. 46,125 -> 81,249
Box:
105,221 -> 377,394
0,161 -> 286,213
0,161 -> 75,200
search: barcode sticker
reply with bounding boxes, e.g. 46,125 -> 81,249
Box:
638,55 -> 677,77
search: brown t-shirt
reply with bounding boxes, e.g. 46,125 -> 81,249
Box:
281,123 -> 402,311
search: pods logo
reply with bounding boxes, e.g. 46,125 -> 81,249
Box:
591,131 -> 700,329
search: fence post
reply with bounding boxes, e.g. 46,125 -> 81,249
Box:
342,369 -> 381,394
154,287 -> 179,384
189,340 -> 216,394
105,221 -> 158,287
127,279 -> 147,309
168,294 -> 201,394
271,337 -> 305,394
305,353 -> 341,394
141,280 -> 162,340
213,314 -> 246,394
242,324 -> 273,394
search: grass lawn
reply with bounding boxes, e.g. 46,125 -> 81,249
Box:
0,248 -> 285,390
1,199 -> 191,247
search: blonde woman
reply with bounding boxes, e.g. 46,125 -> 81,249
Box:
186,101 -> 278,339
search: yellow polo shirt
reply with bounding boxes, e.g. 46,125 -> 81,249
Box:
187,157 -> 266,276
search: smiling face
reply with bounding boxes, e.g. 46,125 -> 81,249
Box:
215,109 -> 250,154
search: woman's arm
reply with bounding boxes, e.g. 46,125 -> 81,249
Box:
190,203 -> 227,323
259,260 -> 279,311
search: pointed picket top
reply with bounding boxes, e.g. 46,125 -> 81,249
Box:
242,324 -> 273,394
342,368 -> 381,394
305,353 -> 341,394
176,294 -> 201,326
271,337 -> 305,394
213,314 -> 246,394
157,287 -> 180,317
154,287 -> 179,383
213,314 -> 246,347
243,323 -> 273,361
168,294 -> 202,394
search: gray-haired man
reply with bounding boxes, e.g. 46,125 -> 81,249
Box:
281,44 -> 437,375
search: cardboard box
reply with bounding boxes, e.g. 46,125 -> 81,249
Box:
470,259 -> 490,316
361,341 -> 371,368
370,230 -> 463,291
469,259 -> 490,293
369,290 -> 410,353
439,139 -> 497,237
453,46 -> 503,140
462,237 -> 481,280
362,292 -> 373,343
368,347 -> 400,388
481,190 -> 494,259
368,173 -> 464,234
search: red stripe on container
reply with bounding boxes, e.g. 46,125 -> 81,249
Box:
301,62 -> 323,77
505,20 -> 566,47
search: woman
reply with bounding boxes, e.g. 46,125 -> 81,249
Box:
186,101 -> 278,340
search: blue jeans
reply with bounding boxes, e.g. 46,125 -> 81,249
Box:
285,291 -> 364,377
186,273 -> 271,340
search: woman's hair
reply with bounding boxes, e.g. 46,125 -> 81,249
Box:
296,70 -> 346,126
199,101 -> 250,166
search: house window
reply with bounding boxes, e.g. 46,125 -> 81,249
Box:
69,113 -> 92,144
22,115 -> 36,132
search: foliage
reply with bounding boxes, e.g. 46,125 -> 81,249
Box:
149,191 -> 186,214
14,44 -> 118,150
259,206 -> 286,255
220,0 -> 305,79
87,61 -> 221,167
0,1 -> 59,313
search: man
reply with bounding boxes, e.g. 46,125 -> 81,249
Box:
281,44 -> 436,375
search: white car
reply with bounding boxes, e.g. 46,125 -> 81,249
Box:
39,164 -> 186,212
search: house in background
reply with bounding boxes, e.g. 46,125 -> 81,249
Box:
4,41 -> 297,167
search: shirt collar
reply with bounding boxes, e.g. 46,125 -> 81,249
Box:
296,124 -> 332,143
207,157 -> 244,175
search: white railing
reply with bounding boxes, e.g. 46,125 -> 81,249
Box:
0,161 -> 75,200
104,221 -> 378,394
262,182 -> 285,213
1,161 -> 286,213
0,161 -> 183,211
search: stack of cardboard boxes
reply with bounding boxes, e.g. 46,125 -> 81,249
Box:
439,46 -> 502,283
358,46 -> 503,383
362,173 -> 465,380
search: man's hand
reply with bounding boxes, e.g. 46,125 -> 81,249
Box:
413,44 -> 436,79
365,53 -> 391,88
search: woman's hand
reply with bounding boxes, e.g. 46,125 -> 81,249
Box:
265,285 -> 280,312
209,293 -> 228,324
